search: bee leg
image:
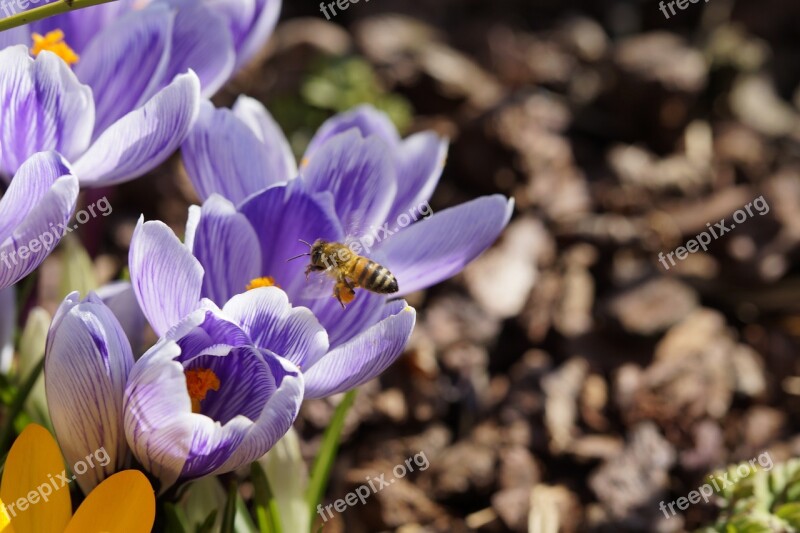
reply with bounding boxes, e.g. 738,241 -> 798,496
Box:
334,279 -> 356,309
305,264 -> 324,280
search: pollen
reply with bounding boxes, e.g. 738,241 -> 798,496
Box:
31,30 -> 79,66
246,276 -> 279,291
185,368 -> 220,414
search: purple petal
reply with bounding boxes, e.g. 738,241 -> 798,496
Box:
375,195 -> 513,296
234,0 -> 281,70
0,46 -> 94,178
72,71 -> 201,187
129,217 -> 204,337
0,27 -> 30,50
28,1 -> 138,54
0,286 -> 14,373
45,292 -> 134,493
74,6 -> 172,134
181,100 -> 287,204
301,130 -> 397,233
222,287 -> 328,370
303,302 -> 415,399
185,194 -> 261,303
213,352 -> 302,473
239,180 -> 344,297
304,105 -> 400,160
231,96 -> 296,181
0,152 -> 78,290
162,1 -> 235,98
388,132 -> 448,222
95,281 -> 147,357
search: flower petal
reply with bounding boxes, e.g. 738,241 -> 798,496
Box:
162,0 -> 236,98
0,152 -> 78,290
73,6 -> 172,134
29,1 -> 138,54
389,131 -> 448,222
129,217 -> 204,337
185,194 -> 261,303
0,46 -> 94,178
0,424 -> 72,533
234,0 -> 281,69
304,104 -> 400,160
45,292 -> 134,494
96,281 -> 147,357
65,470 -> 155,533
376,195 -> 513,295
72,71 -> 201,187
214,352 -> 302,473
222,287 -> 328,369
181,101 -> 285,204
232,95 -> 296,181
303,303 -> 415,399
301,130 -> 396,233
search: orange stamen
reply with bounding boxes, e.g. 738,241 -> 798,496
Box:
185,368 -> 220,413
31,30 -> 79,66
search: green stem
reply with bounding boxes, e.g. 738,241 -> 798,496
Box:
0,358 -> 44,456
0,0 -> 120,32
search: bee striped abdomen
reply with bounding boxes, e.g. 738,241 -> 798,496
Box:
353,257 -> 398,294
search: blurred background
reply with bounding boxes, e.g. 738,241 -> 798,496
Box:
41,0 -> 800,531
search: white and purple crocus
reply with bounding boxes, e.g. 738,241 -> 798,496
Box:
45,288 -> 315,493
129,103 -> 512,399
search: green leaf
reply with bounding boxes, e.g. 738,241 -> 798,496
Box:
59,235 -> 98,299
220,481 -> 238,533
195,510 -> 218,533
162,502 -> 189,533
306,389 -> 357,529
251,462 -> 282,533
0,357 -> 44,455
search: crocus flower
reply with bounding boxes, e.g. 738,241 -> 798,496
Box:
130,197 -> 417,399
45,288 -> 313,491
2,0 -> 281,96
0,424 -> 155,533
0,152 -> 78,290
0,44 -> 199,187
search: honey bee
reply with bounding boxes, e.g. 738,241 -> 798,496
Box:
289,239 -> 399,308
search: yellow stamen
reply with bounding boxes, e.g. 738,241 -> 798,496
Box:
247,276 -> 279,291
185,368 -> 220,414
31,30 -> 79,66
301,157 -> 310,168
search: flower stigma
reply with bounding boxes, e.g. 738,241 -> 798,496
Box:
185,368 -> 220,413
31,30 -> 80,66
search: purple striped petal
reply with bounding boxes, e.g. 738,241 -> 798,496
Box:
300,130 -> 397,234
303,302 -> 415,399
96,281 -> 147,357
375,195 -> 514,296
45,292 -> 134,493
304,104 -> 400,160
74,6 -> 172,134
162,0 -> 235,98
72,71 -> 201,187
231,96 -> 296,181
0,152 -> 78,290
182,100 -> 289,204
29,1 -> 138,54
222,287 -> 328,370
389,131 -> 448,222
129,217 -> 204,337
0,46 -> 94,179
0,286 -> 14,373
234,0 -> 281,69
124,304 -> 302,489
184,194 -> 261,303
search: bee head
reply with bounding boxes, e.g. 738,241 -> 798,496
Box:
310,240 -> 327,266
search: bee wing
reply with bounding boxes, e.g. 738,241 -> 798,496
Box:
296,269 -> 336,300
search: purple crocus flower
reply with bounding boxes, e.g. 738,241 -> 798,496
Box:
0,151 -> 78,290
1,0 -> 280,95
45,287 -> 314,492
0,45 -> 200,186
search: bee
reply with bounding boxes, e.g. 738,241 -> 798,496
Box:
289,239 -> 399,308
